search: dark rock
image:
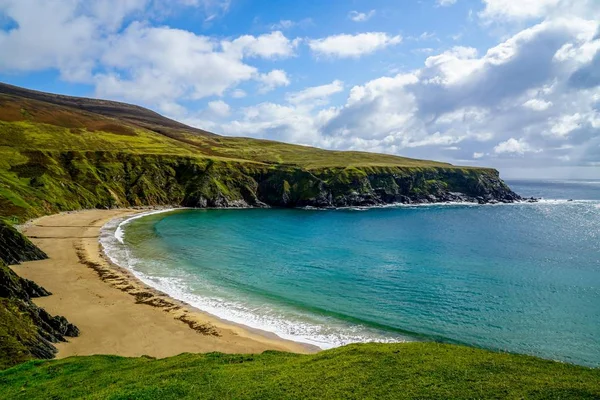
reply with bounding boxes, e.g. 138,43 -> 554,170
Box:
0,221 -> 47,265
1,260 -> 79,367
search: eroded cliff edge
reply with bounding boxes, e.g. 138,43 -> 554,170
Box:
3,151 -> 520,221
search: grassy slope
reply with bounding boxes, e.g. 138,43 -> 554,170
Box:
0,92 -> 451,169
1,343 -> 599,399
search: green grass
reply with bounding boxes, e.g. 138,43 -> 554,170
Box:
1,343 -> 598,399
0,297 -> 38,370
0,93 -> 472,170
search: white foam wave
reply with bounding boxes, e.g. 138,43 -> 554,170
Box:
114,208 -> 179,244
125,272 -> 403,349
304,199 -> 599,212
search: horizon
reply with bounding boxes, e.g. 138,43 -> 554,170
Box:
1,0 -> 599,179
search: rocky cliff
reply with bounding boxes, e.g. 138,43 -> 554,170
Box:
0,221 -> 47,265
2,151 -> 521,221
0,222 -> 79,369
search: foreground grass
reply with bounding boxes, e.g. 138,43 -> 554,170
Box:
1,343 -> 598,399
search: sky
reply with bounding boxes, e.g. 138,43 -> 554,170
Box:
0,0 -> 599,179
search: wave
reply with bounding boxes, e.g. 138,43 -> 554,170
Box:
302,199 -> 599,212
114,208 -> 180,244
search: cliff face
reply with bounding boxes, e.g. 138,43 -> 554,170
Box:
2,151 -> 520,221
0,222 -> 47,265
0,222 -> 79,369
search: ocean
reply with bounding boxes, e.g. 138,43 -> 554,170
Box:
101,180 -> 600,367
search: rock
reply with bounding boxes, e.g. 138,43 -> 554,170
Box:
0,260 -> 79,367
0,221 -> 47,265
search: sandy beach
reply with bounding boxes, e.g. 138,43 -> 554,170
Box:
10,209 -> 314,359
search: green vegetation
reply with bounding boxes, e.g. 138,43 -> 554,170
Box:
0,296 -> 39,370
1,343 -> 598,399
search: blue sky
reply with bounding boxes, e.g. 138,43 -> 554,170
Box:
1,0 -> 599,178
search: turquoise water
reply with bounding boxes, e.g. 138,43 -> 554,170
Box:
102,180 -> 600,366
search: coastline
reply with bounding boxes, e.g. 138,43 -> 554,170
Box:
12,209 -> 317,359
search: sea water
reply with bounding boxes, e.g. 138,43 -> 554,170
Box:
101,180 -> 600,366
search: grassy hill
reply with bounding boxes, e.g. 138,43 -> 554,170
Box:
1,343 -> 599,399
0,82 -> 451,168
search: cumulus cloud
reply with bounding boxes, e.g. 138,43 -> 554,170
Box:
308,32 -> 402,58
494,138 -> 535,154
522,99 -> 553,111
221,31 -> 299,59
286,80 -> 344,105
257,69 -> 291,93
480,0 -> 600,22
95,22 -> 260,105
207,100 -> 231,117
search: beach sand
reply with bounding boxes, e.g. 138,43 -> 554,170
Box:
10,209 -> 314,359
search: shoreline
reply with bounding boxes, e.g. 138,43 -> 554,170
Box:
13,209 -> 317,359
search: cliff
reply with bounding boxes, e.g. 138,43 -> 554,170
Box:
0,222 -> 78,368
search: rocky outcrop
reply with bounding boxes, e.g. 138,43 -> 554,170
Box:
0,221 -> 47,265
255,166 -> 521,208
0,256 -> 79,368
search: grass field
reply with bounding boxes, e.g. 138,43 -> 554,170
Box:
1,343 -> 599,399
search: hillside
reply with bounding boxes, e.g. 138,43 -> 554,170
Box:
0,83 -> 519,223
1,343 -> 599,399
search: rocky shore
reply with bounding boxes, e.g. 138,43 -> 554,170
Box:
0,222 -> 79,367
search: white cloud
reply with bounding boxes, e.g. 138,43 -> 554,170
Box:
222,31 -> 299,59
480,0 -> 560,21
0,1 -> 304,107
207,100 -> 231,117
269,18 -> 313,30
96,22 -> 258,102
308,32 -> 402,58
473,152 -> 485,159
348,10 -> 376,22
257,69 -> 291,93
549,113 -> 583,137
271,20 -> 294,30
480,0 -> 600,22
494,138 -> 534,154
523,99 -> 553,111
286,80 -> 344,105
437,0 -> 457,7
